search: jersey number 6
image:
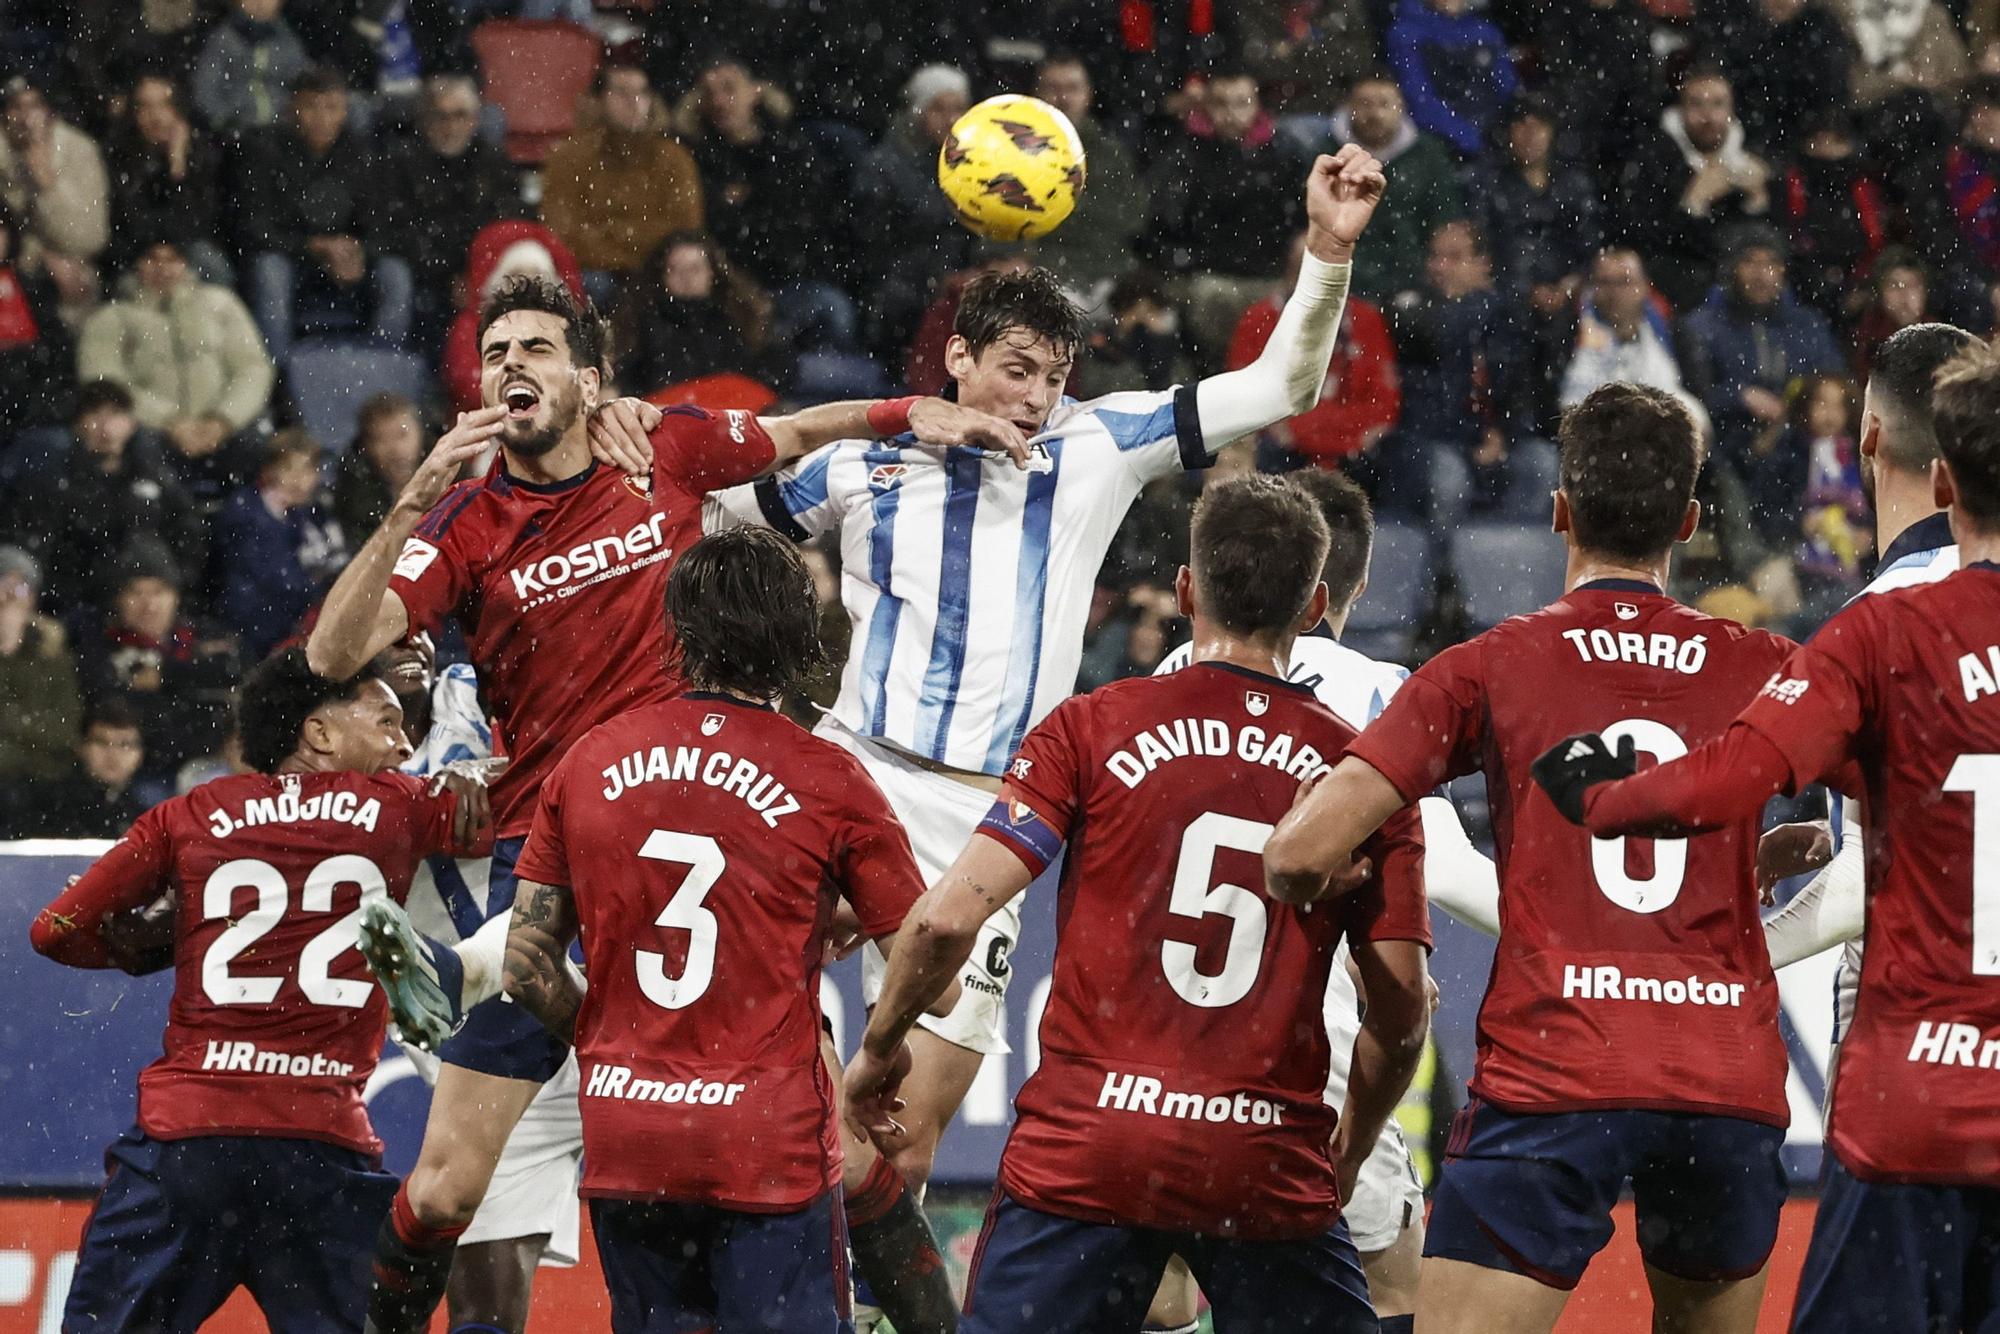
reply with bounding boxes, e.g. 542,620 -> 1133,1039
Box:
1589,717 -> 1690,914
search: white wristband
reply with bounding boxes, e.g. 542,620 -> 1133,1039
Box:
1296,254 -> 1352,306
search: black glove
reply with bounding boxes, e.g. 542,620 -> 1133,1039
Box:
1531,732 -> 1637,825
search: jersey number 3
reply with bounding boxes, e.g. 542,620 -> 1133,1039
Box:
635,829 -> 724,1009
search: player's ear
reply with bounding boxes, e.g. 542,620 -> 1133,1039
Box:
1174,565 -> 1195,619
1550,488 -> 1572,538
943,334 -> 975,383
576,363 -> 602,412
300,709 -> 334,760
1934,457 -> 1959,511
1859,410 -> 1881,462
1300,582 -> 1330,633
1675,500 -> 1700,544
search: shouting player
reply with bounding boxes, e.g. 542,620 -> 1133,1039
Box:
848,476 -> 1433,1332
1535,341 -> 2000,1333
1153,469 -> 1500,1333
1263,383 -> 1795,1333
31,648 -> 488,1332
498,526 -> 938,1332
588,153 -> 1385,1313
306,274 -> 1021,1334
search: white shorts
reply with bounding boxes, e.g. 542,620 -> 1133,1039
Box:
1322,943 -> 1424,1254
817,718 -> 1020,1056
410,1047 -> 583,1265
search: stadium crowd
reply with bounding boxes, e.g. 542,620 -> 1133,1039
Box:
0,0 -> 1991,833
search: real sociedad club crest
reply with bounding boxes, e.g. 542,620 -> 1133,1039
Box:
1615,602 -> 1639,621
869,463 -> 910,491
702,713 -> 724,736
1245,691 -> 1270,717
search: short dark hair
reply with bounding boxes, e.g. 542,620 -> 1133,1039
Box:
1869,322 -> 1981,474
1288,469 -> 1375,610
83,697 -> 143,738
291,64 -> 349,98
595,59 -> 651,95
261,427 -> 322,479
354,391 -> 420,448
1557,382 -> 1702,562
1929,340 -> 2000,528
954,267 -> 1088,363
236,648 -> 374,774
74,379 -> 136,420
477,274 -> 607,373
1679,60 -> 1731,95
1190,476 -> 1331,636
665,528 -> 824,699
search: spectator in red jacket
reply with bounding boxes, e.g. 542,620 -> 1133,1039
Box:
1225,232 -> 1401,467
439,219 -> 585,413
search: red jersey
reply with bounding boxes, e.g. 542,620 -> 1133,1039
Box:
29,771 -> 464,1155
982,662 -> 1429,1240
1348,582 -> 1795,1126
514,693 -> 924,1209
1732,564 -> 2000,1183
389,407 -> 777,836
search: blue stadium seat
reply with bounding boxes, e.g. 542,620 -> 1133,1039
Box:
286,342 -> 429,452
1453,522 -> 1567,628
1345,521 -> 1430,661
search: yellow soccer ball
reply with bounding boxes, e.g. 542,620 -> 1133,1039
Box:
937,94 -> 1087,241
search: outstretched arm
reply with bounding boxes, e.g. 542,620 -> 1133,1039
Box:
586,395 -> 1034,477
1192,149 -> 1384,448
501,878 -> 584,1043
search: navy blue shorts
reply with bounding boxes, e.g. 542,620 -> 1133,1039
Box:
960,1191 -> 1379,1334
65,1126 -> 396,1333
1424,1098 -> 1787,1290
1791,1158 -> 2000,1332
439,836 -> 571,1084
590,1190 -> 852,1333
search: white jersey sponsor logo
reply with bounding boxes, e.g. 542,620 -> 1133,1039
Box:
1562,963 -> 1748,1008
202,1040 -> 356,1078
584,1063 -> 748,1105
1096,1070 -> 1287,1126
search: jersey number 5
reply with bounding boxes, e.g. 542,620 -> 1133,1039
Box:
201,855 -> 389,1007
1589,718 -> 1689,914
1163,813 -> 1273,1009
635,829 -> 725,1009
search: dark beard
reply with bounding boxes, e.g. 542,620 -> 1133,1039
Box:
503,382 -> 582,459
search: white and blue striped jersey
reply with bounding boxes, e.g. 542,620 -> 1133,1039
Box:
1828,513 -> 1958,1040
398,662 -> 494,942
710,386 -> 1208,776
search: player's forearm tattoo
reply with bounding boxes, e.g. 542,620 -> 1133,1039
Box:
503,881 -> 583,1041
510,881 -> 576,937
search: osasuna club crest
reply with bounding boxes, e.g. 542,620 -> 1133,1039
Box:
1615,602 -> 1639,621
1245,691 -> 1270,717
702,713 -> 725,736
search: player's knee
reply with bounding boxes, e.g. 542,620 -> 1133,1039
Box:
405,1161 -> 486,1229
